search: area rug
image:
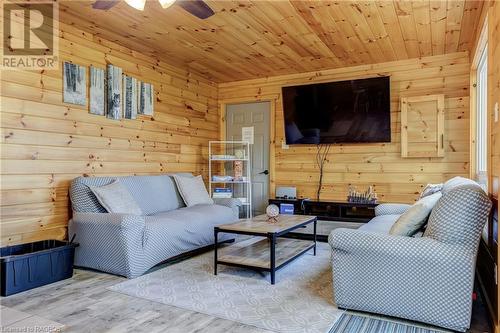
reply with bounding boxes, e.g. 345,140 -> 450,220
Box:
109,242 -> 343,333
329,313 -> 450,333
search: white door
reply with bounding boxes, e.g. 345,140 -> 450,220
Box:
226,102 -> 270,215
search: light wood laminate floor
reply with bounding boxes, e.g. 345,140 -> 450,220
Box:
0,269 -> 270,333
0,260 -> 491,333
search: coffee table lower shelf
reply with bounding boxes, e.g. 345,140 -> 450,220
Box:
214,214 -> 317,284
215,237 -> 315,283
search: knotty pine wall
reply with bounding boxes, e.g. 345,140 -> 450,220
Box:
489,1 -> 500,199
0,23 -> 219,246
219,52 -> 471,204
487,2 -> 500,328
489,8 -> 500,325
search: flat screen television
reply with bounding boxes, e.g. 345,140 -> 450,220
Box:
282,76 -> 391,144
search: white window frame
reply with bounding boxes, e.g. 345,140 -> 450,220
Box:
475,45 -> 488,189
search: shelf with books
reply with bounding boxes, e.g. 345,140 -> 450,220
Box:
209,141 -> 252,219
212,187 -> 232,199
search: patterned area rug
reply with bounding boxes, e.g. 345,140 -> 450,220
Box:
109,242 -> 343,333
329,313 -> 450,333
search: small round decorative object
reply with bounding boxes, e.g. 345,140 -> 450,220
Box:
266,204 -> 280,223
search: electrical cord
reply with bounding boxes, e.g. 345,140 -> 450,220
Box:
315,143 -> 331,201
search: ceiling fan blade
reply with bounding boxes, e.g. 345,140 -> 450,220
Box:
177,0 -> 214,19
92,1 -> 119,10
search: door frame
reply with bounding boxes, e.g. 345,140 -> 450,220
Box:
219,94 -> 279,198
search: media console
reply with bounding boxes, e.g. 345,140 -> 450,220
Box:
268,198 -> 378,241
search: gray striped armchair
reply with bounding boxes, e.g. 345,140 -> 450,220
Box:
329,178 -> 492,332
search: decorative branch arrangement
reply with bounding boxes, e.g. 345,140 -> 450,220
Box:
316,144 -> 331,201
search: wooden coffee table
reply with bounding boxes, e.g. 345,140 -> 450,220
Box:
214,214 -> 317,284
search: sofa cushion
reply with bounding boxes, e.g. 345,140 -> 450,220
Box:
142,204 -> 236,268
424,185 -> 491,251
358,214 -> 400,234
121,174 -> 187,214
441,176 -> 479,195
151,203 -> 235,226
70,174 -> 188,214
389,192 -> 442,237
90,180 -> 143,215
173,174 -> 213,207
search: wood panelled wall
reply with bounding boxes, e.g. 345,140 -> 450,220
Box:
219,52 -> 470,204
0,23 -> 219,246
489,4 -> 500,330
489,1 -> 500,200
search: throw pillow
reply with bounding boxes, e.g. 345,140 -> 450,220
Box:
419,183 -> 443,199
89,180 -> 143,215
173,175 -> 214,207
389,192 -> 442,237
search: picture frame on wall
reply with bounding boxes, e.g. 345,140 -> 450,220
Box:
63,62 -> 86,106
107,64 -> 122,120
123,75 -> 138,120
89,66 -> 105,115
139,81 -> 154,116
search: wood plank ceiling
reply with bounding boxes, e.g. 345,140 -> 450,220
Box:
59,0 -> 484,82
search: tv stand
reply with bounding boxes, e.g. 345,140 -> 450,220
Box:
268,198 -> 378,241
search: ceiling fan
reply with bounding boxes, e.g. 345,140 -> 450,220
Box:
92,0 -> 215,19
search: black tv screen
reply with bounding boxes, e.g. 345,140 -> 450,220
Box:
282,76 -> 391,144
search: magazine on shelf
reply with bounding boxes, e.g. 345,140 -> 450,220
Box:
213,193 -> 233,199
213,187 -> 232,199
214,188 -> 232,193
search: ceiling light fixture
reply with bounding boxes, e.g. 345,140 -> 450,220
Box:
158,0 -> 176,9
124,0 -> 146,11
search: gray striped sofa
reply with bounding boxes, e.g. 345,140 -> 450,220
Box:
69,174 -> 240,278
329,177 -> 492,332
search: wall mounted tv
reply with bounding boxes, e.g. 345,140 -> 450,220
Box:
282,76 -> 391,144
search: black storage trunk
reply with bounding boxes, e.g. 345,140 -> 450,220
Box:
0,240 -> 78,296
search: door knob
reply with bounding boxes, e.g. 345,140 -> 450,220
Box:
259,170 -> 269,175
